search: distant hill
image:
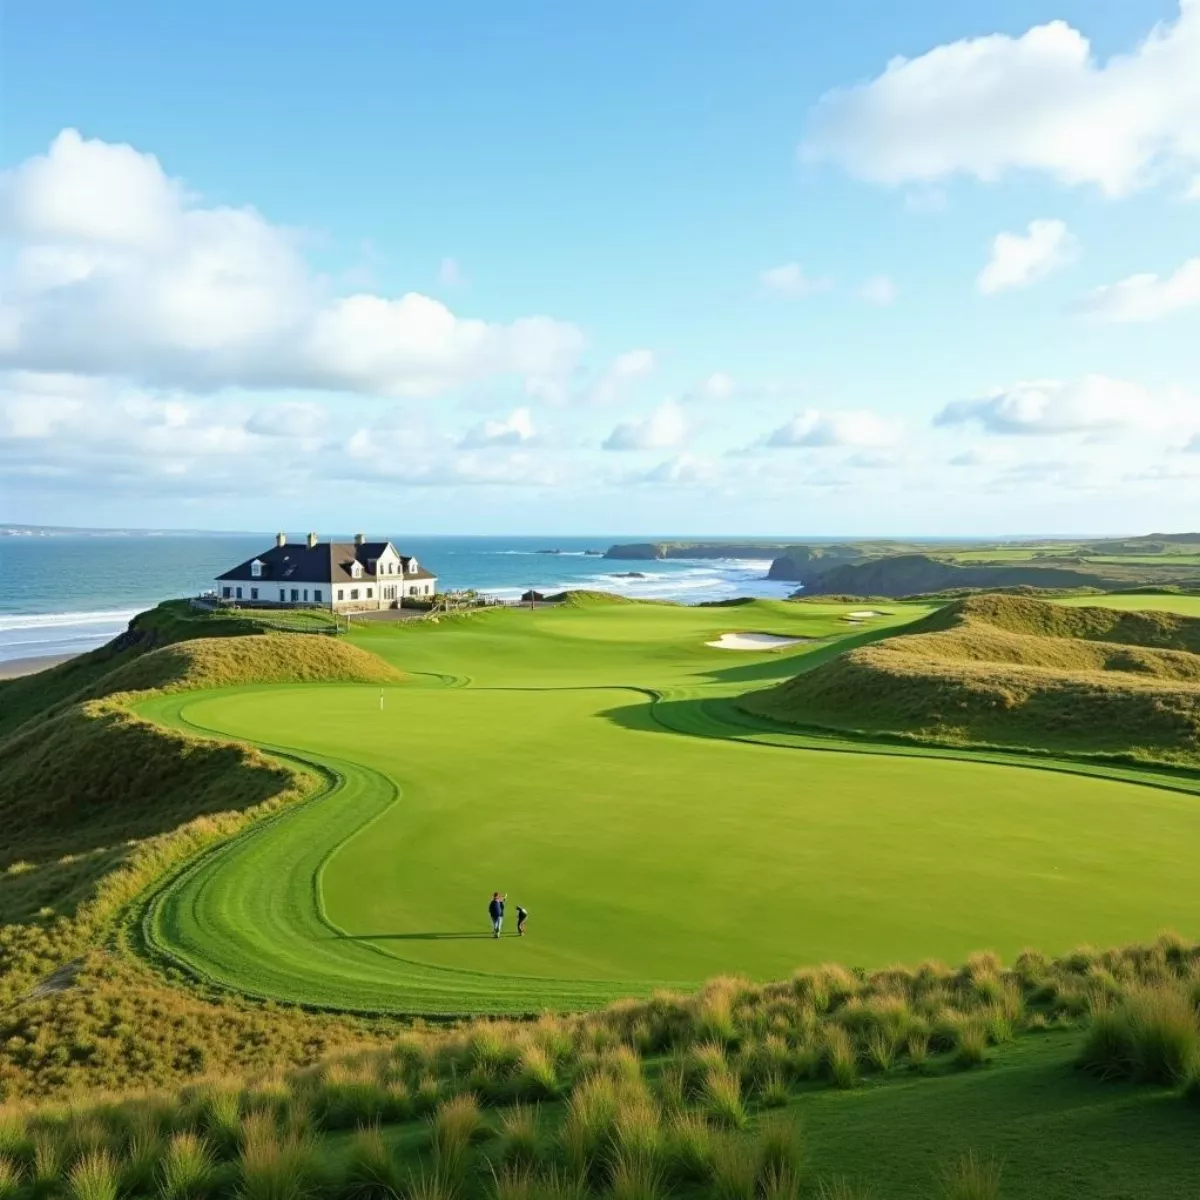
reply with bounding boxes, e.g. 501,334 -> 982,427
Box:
741,594 -> 1200,765
790,553 -> 1132,597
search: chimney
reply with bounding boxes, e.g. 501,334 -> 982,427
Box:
275,532 -> 287,547
354,532 -> 365,546
307,532 -> 318,549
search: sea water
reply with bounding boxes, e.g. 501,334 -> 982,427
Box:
0,533 -> 794,663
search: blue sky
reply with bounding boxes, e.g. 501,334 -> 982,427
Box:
1,0 -> 1198,535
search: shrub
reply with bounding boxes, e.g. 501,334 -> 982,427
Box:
822,1027 -> 858,1090
938,1151 -> 1002,1200
343,1124 -> 402,1200
703,1066 -> 748,1130
67,1151 -> 119,1200
238,1113 -> 323,1200
662,1114 -> 712,1184
494,1105 -> 540,1171
158,1132 -> 216,1200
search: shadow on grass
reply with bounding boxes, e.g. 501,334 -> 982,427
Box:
333,931 -> 502,941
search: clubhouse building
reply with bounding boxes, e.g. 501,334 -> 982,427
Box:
215,533 -> 437,613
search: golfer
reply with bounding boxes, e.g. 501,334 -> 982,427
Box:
516,905 -> 529,937
488,892 -> 506,938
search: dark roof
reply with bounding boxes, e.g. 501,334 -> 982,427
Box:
217,540 -> 437,584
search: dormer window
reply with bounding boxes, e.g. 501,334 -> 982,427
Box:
351,562 -> 363,579
250,559 -> 264,579
408,558 -> 418,575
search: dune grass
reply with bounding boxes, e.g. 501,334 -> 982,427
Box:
744,594 -> 1200,765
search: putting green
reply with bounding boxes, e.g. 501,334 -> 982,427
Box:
138,600 -> 1200,1014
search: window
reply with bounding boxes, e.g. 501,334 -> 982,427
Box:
367,588 -> 373,599
351,562 -> 363,578
409,585 -> 418,596
291,588 -> 299,602
408,559 -> 418,574
314,590 -> 323,603
222,586 -> 232,599
279,589 -> 286,602
337,589 -> 344,601
235,587 -> 243,599
250,560 -> 263,578
350,588 -> 359,601
303,589 -> 308,601
250,588 -> 258,600
424,584 -> 430,594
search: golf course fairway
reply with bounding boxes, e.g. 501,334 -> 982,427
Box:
136,599 -> 1200,1015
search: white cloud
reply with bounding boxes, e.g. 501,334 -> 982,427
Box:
602,400 -> 688,451
0,130 -> 583,397
802,2 -> 1200,196
633,453 -> 715,485
935,375 -> 1192,435
859,275 -> 898,305
1075,257 -> 1200,322
1187,175 -> 1200,200
765,408 -> 898,448
760,262 -> 832,297
977,219 -> 1077,294
588,347 -> 655,404
694,372 -> 736,401
458,406 -> 535,448
438,257 -> 465,287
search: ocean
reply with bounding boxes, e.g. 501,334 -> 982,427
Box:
0,533 -> 795,663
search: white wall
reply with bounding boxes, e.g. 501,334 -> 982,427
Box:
214,579 -> 335,607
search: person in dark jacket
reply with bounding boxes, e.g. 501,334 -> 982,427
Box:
488,892 -> 506,938
516,905 -> 528,937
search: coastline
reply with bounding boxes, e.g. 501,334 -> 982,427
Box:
0,653 -> 77,680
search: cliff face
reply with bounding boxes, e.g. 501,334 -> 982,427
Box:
765,544 -> 867,580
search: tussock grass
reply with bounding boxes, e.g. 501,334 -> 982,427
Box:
743,593 -> 1200,764
427,1094 -> 486,1183
158,1132 -> 216,1200
342,1125 -> 402,1200
938,1151 -> 1002,1200
1079,984 -> 1200,1085
238,1112 -> 323,1200
702,1066 -> 748,1130
0,1157 -> 21,1200
66,1150 -> 119,1200
494,1105 -> 540,1171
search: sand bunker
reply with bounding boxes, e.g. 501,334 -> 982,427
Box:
706,632 -> 807,651
847,610 -> 882,619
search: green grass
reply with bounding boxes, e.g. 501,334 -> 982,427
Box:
1052,593 -> 1200,616
130,597 -> 1200,1015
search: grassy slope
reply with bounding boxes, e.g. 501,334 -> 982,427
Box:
743,594 -> 1200,765
133,596 -> 1200,1015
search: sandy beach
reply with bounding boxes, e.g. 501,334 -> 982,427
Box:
0,653 -> 76,680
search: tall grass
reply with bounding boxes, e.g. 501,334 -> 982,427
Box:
0,1157 -> 21,1200
158,1132 -> 216,1200
494,1105 -> 540,1171
427,1094 -> 486,1184
66,1151 -> 119,1200
238,1112 -> 323,1200
938,1151 -> 1002,1200
343,1125 -> 402,1200
1079,985 -> 1200,1084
